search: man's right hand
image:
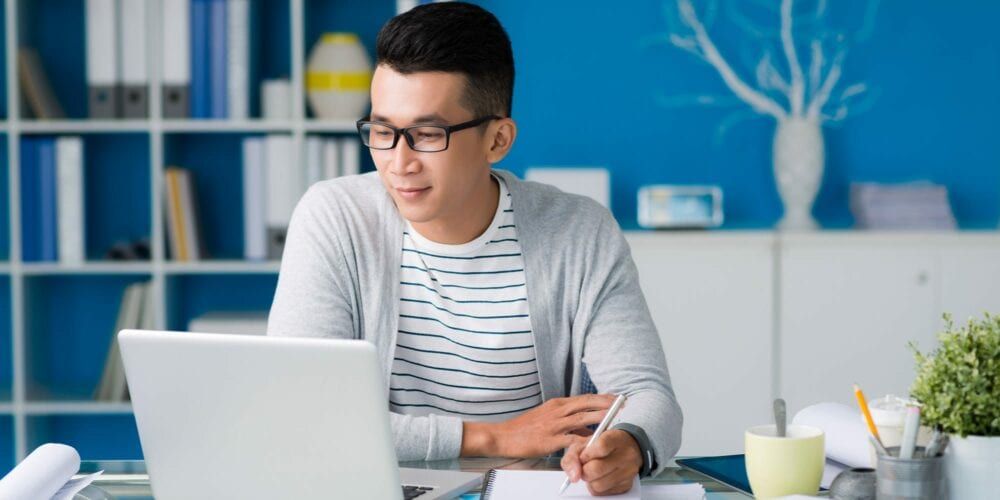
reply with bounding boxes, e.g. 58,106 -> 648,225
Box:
461,394 -> 616,458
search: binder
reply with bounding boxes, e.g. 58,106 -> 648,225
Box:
339,137 -> 361,176
304,136 -> 323,188
56,137 -> 85,265
38,139 -> 59,262
21,138 -> 40,262
322,138 -> 341,179
242,137 -> 267,261
227,0 -> 249,119
85,0 -> 120,118
190,0 -> 211,118
119,0 -> 149,118
162,0 -> 190,118
209,0 -> 228,118
264,135 -> 296,258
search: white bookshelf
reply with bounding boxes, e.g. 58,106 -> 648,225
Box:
0,0 -> 395,464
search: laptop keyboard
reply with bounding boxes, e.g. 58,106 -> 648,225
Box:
402,484 -> 435,499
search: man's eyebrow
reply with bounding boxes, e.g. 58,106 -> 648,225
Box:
370,113 -> 447,125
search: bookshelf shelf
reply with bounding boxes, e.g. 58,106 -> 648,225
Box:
18,120 -> 151,134
23,402 -> 133,416
160,120 -> 296,133
163,260 -> 281,275
20,262 -> 153,276
0,0 -> 397,469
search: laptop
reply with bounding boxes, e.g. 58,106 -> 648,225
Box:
118,329 -> 481,500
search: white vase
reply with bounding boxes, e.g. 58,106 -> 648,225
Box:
945,434 -> 1000,498
305,33 -> 372,120
772,117 -> 824,231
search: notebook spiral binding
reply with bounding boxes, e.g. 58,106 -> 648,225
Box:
481,469 -> 499,499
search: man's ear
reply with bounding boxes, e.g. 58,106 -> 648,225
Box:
485,118 -> 517,163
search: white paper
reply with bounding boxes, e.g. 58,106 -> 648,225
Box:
486,470 -> 640,499
0,443 -> 81,500
53,471 -> 103,500
641,482 -> 706,499
792,402 -> 872,488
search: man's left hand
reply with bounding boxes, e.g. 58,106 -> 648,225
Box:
559,429 -> 643,496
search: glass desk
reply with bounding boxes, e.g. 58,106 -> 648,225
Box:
75,457 -> 747,499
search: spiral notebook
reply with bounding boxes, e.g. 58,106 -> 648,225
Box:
481,470 -> 641,499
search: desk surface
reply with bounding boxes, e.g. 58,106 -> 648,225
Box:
76,457 -> 747,499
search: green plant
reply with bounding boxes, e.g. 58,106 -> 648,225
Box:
910,313 -> 1000,437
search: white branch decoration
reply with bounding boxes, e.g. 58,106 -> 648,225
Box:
672,0 -> 787,120
668,0 -> 876,126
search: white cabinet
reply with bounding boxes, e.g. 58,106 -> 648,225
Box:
627,233 -> 774,456
778,235 -> 939,416
626,231 -> 1000,457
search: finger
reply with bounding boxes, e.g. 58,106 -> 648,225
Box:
556,409 -> 607,434
559,394 -> 616,416
570,427 -> 594,437
580,432 -> 618,462
583,461 -> 622,491
560,441 -> 585,482
589,475 -> 635,497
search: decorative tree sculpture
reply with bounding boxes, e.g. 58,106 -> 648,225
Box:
666,0 -> 878,229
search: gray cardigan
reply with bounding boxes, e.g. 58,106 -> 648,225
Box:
266,170 -> 682,473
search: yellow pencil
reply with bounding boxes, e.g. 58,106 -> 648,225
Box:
854,383 -> 883,444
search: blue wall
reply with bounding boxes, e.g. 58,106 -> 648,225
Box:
476,0 -> 1000,229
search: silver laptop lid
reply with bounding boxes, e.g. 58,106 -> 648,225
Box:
119,329 -> 403,500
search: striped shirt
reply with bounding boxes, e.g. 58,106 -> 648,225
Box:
390,176 -> 542,421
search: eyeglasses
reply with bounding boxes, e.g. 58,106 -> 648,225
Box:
355,115 -> 501,153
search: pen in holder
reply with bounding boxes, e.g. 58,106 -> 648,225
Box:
875,446 -> 945,500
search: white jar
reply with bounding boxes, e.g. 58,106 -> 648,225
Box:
306,33 -> 372,120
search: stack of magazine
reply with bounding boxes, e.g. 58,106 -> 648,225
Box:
94,281 -> 154,402
850,182 -> 957,230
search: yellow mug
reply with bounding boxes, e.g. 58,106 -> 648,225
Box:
745,424 -> 825,499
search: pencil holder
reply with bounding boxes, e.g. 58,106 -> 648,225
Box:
876,447 -> 946,500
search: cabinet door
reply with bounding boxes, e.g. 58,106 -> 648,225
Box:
940,242 -> 1000,327
779,241 -> 937,416
627,234 -> 774,456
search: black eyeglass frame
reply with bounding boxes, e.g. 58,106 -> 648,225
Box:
355,115 -> 502,152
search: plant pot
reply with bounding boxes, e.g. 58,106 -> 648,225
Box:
945,434 -> 1000,498
305,32 -> 372,120
772,117 -> 824,231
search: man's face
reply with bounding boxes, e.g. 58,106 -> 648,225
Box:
368,65 -> 492,225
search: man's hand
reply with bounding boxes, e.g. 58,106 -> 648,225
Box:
560,429 -> 643,496
460,394 -> 615,457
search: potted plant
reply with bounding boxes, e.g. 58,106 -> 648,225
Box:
910,313 -> 1000,498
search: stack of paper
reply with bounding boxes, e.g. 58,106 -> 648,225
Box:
0,444 -> 102,499
188,311 -> 268,335
850,182 -> 957,230
95,281 -> 153,402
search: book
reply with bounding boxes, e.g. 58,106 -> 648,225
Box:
322,137 -> 341,179
481,470 -> 640,499
95,282 -> 148,402
85,0 -> 120,118
56,137 -> 85,265
163,168 -> 204,261
305,135 -> 323,187
339,137 -> 361,176
242,137 -> 268,261
18,47 -> 66,119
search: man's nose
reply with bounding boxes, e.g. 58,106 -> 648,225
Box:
390,134 -> 420,175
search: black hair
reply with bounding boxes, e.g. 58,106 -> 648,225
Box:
376,2 -> 514,118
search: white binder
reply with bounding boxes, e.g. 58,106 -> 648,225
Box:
119,0 -> 148,118
161,0 -> 191,118
227,0 -> 250,119
85,0 -> 120,118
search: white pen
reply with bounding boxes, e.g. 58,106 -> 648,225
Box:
899,406 -> 921,459
559,394 -> 628,496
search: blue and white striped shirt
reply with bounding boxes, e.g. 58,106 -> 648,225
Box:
390,176 -> 542,421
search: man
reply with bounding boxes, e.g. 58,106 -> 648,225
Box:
267,2 -> 681,495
